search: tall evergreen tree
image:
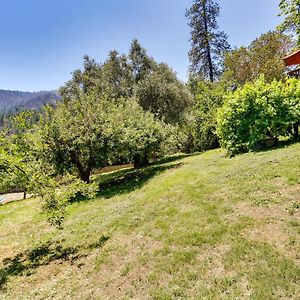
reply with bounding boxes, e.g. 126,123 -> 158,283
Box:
186,0 -> 230,82
129,39 -> 155,83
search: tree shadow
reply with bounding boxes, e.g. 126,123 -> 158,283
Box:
255,137 -> 300,154
0,235 -> 109,290
93,158 -> 186,199
228,138 -> 300,158
150,153 -> 197,165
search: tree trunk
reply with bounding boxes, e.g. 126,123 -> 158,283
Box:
294,122 -> 299,139
203,2 -> 214,82
133,153 -> 149,168
70,150 -> 92,183
23,191 -> 26,200
78,168 -> 91,183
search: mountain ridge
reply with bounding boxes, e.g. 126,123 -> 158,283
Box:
0,89 -> 61,112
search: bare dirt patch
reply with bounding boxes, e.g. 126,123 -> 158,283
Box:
271,177 -> 300,199
85,233 -> 164,299
234,201 -> 294,220
196,244 -> 231,278
244,221 -> 300,265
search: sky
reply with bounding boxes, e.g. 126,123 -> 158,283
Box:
0,0 -> 282,92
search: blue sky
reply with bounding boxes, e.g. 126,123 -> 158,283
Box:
0,0 -> 282,91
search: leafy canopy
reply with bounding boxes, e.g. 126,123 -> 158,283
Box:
222,31 -> 294,87
60,40 -> 192,125
278,0 -> 300,45
38,94 -> 176,183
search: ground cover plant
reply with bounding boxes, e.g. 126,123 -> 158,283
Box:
0,143 -> 299,299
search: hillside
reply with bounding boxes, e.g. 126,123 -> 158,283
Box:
0,144 -> 300,299
0,90 -> 60,112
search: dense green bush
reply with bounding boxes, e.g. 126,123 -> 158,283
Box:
184,80 -> 226,152
217,77 -> 300,155
284,78 -> 300,127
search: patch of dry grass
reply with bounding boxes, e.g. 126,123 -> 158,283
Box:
1,145 -> 300,299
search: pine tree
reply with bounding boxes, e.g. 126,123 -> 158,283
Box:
186,0 -> 230,82
129,39 -> 155,82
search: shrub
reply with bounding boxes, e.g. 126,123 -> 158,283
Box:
40,175 -> 97,228
284,78 -> 300,131
184,80 -> 226,152
217,77 -> 296,155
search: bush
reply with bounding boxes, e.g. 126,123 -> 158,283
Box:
184,80 -> 226,152
41,175 -> 97,228
217,77 -> 299,155
284,78 -> 300,129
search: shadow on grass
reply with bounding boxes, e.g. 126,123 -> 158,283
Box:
150,153 -> 196,165
94,159 -> 185,199
229,138 -> 300,158
0,235 -> 109,290
255,137 -> 300,154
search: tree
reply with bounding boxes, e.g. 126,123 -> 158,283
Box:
186,0 -> 230,82
0,109 -> 98,227
0,140 -> 30,199
39,94 -> 123,183
117,99 -> 177,168
129,39 -> 155,83
278,0 -> 300,45
222,31 -> 294,87
101,50 -> 134,99
38,93 -> 174,183
61,40 -> 192,126
0,111 -> 37,199
134,63 -> 193,124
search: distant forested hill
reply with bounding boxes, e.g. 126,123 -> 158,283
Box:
0,90 -> 60,112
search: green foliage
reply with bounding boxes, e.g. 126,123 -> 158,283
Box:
283,77 -> 300,123
278,0 -> 300,45
38,94 -> 176,182
217,77 -> 300,155
0,142 -> 29,195
1,40 -> 189,228
50,40 -> 191,181
129,39 -> 155,83
187,81 -> 226,151
134,63 -> 193,124
222,31 -> 294,87
0,111 -> 37,195
0,109 -> 99,227
40,175 -> 97,228
60,40 -> 192,125
35,94 -> 179,225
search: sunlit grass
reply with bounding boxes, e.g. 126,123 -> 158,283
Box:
1,144 -> 300,299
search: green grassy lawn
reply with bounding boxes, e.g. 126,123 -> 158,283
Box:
0,144 -> 300,299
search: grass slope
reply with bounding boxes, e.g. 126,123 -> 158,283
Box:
0,145 -> 300,299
